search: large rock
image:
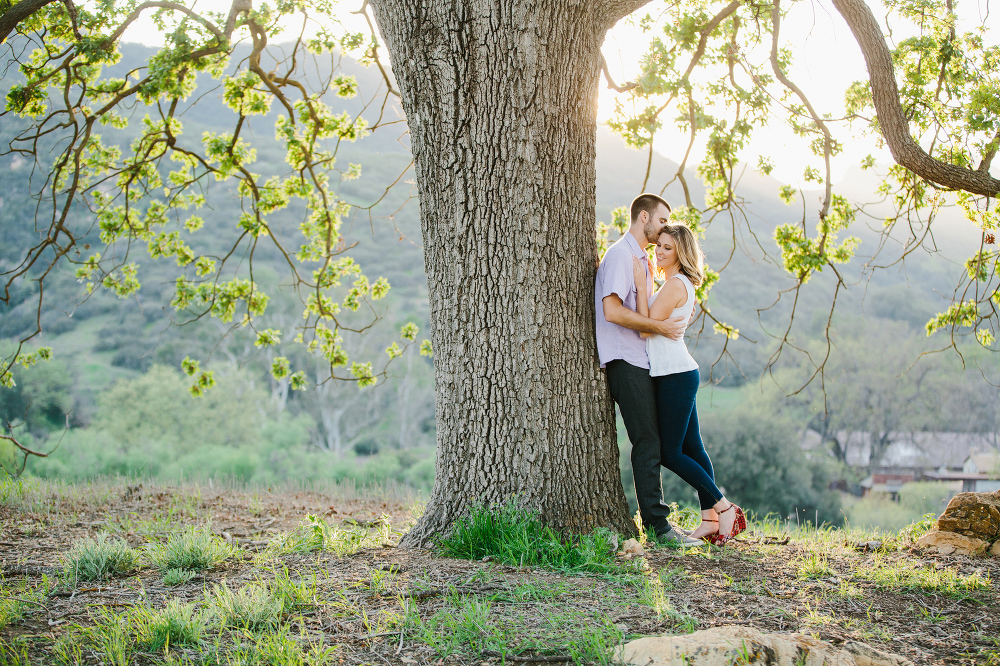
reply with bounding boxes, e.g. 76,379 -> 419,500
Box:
916,530 -> 989,556
935,491 -> 1000,543
616,626 -> 914,666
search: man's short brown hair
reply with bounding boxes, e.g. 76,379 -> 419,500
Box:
630,193 -> 671,223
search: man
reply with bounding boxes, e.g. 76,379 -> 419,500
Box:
595,193 -> 701,547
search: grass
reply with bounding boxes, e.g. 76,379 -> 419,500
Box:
0,577 -> 52,630
208,581 -> 283,631
63,533 -> 140,583
162,567 -> 198,586
411,594 -> 505,658
634,574 -> 698,633
134,599 -> 211,651
270,567 -> 320,614
146,526 -> 239,572
84,607 -> 134,666
856,555 -> 991,597
796,553 -> 835,579
2,478 -> 996,666
224,625 -> 337,665
0,637 -> 31,666
266,514 -> 385,557
563,619 -> 624,666
438,502 -> 638,575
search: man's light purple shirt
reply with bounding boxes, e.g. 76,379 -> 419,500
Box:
595,233 -> 653,369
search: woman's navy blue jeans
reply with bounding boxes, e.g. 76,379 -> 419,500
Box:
654,368 -> 723,510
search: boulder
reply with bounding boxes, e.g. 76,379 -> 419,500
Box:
916,530 -> 989,556
615,626 -> 914,666
992,540 -> 1000,557
934,491 -> 1000,543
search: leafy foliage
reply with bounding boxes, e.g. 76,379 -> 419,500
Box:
0,0 -> 428,406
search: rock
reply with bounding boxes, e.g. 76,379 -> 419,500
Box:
916,530 -> 989,556
615,626 -> 914,666
991,540 -> 1000,557
934,491 -> 1000,543
620,538 -> 645,557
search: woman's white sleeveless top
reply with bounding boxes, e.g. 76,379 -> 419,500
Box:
647,273 -> 699,377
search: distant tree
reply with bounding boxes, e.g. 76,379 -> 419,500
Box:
1,0 -> 997,543
0,353 -> 74,436
698,403 -> 842,525
790,319 -> 1000,472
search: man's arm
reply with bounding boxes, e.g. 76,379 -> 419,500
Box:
603,294 -> 685,340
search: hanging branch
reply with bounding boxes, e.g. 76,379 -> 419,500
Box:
831,0 -> 1000,196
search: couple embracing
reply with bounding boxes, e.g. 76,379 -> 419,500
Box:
595,193 -> 746,547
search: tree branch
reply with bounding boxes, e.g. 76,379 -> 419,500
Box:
595,0 -> 655,29
600,55 -> 637,93
831,0 -> 1000,196
0,0 -> 57,44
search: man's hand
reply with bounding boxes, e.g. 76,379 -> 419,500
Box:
657,315 -> 686,341
603,295 -> 685,340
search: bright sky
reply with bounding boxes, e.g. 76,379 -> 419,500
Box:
118,0 -> 993,189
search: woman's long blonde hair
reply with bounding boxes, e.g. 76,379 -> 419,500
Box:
657,224 -> 705,287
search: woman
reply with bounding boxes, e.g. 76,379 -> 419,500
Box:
631,224 -> 746,546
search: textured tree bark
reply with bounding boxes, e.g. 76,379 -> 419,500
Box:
831,0 -> 1000,196
369,0 -> 649,546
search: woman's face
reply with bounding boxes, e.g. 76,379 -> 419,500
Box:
654,233 -> 679,271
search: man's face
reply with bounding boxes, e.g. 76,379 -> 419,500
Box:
642,203 -> 671,243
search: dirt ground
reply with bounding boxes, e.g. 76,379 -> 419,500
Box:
1,479 -> 998,665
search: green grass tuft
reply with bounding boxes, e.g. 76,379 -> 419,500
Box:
146,527 -> 238,572
0,637 -> 32,666
267,514 -> 383,557
796,553 -> 835,579
162,567 -> 197,586
0,576 -> 52,629
438,502 -> 634,574
85,607 -> 134,666
412,594 -> 505,658
63,533 -> 140,582
135,599 -> 211,651
226,624 -> 337,665
564,618 -> 624,666
857,555 -> 991,597
270,566 -> 320,614
208,581 -> 283,630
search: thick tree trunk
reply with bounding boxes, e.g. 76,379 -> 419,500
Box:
369,0 -> 647,546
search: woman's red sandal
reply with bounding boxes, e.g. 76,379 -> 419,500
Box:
708,504 -> 746,546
